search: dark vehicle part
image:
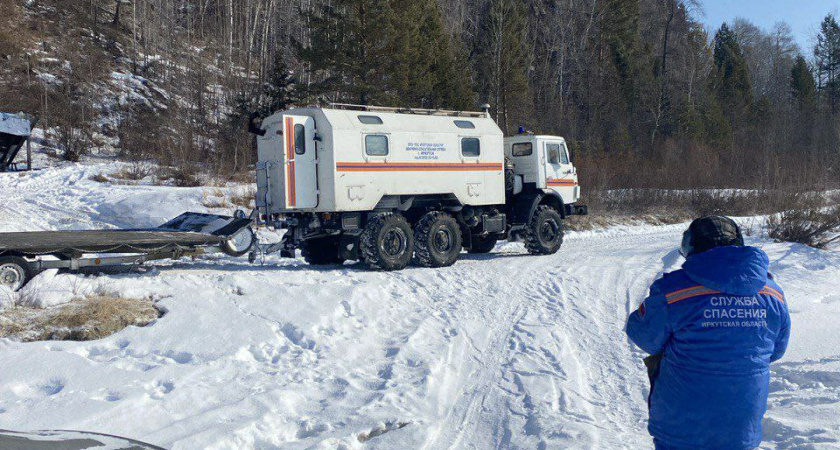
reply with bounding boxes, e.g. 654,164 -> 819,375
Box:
414,212 -> 462,268
360,213 -> 414,271
524,205 -> 565,255
247,112 -> 267,136
573,205 -> 589,216
468,236 -> 498,254
302,236 -> 346,265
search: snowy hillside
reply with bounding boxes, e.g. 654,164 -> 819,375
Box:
1,164 -> 839,449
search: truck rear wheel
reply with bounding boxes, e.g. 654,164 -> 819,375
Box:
524,205 -> 564,255
361,213 -> 414,271
414,212 -> 462,268
302,236 -> 346,266
0,256 -> 35,292
468,235 -> 497,254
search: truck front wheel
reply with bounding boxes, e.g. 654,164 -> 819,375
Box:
414,212 -> 462,267
524,206 -> 564,255
361,214 -> 414,271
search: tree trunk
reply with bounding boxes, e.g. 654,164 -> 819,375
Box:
113,0 -> 122,26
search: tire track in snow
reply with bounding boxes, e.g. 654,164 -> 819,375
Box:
420,228 -> 683,449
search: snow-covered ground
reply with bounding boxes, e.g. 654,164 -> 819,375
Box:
1,164 -> 839,449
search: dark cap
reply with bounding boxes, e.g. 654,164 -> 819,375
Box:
681,216 -> 744,257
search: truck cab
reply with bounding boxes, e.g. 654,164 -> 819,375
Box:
504,134 -> 581,208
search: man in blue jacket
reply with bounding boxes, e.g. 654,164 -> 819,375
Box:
627,216 -> 791,449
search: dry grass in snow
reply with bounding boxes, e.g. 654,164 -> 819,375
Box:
0,295 -> 161,342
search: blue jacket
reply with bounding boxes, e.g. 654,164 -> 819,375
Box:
627,246 -> 790,449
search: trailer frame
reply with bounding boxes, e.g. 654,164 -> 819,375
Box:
0,212 -> 256,291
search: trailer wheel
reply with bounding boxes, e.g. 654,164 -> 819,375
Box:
414,212 -> 462,268
222,227 -> 257,257
302,237 -> 346,266
524,206 -> 565,255
360,213 -> 414,271
468,235 -> 497,254
0,256 -> 35,292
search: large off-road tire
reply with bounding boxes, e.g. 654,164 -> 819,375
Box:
302,236 -> 346,266
468,235 -> 498,254
0,256 -> 35,292
414,212 -> 462,268
524,205 -> 565,255
360,213 -> 414,271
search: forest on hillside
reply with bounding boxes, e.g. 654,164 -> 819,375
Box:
1,0 -> 839,191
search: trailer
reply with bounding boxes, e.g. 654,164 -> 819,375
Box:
0,212 -> 256,291
251,104 -> 587,271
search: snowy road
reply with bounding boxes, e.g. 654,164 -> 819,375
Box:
1,165 -> 839,449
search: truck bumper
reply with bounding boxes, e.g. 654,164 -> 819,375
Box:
573,205 -> 588,216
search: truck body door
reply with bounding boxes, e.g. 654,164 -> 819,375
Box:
283,115 -> 318,209
543,140 -> 577,202
256,115 -> 284,216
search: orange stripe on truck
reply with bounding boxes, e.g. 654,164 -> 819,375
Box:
336,162 -> 503,172
285,117 -> 296,207
546,179 -> 578,186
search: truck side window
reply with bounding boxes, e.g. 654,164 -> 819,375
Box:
560,143 -> 570,164
546,143 -> 561,164
365,134 -> 389,156
454,120 -> 475,129
512,142 -> 532,156
359,115 -> 383,125
462,138 -> 480,157
294,124 -> 306,155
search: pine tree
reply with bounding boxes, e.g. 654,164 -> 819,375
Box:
263,59 -> 300,115
790,56 -> 816,113
388,0 -> 473,109
601,0 -> 641,111
814,14 -> 840,114
296,0 -> 395,105
711,23 -> 753,124
476,0 -> 530,134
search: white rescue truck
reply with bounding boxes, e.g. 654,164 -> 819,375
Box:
251,104 -> 587,270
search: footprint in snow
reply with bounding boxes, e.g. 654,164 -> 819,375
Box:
39,378 -> 65,396
148,381 -> 174,399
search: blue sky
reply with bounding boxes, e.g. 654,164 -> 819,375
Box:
700,0 -> 840,52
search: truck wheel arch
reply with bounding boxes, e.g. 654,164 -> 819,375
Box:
537,192 -> 566,218
511,192 -> 566,226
